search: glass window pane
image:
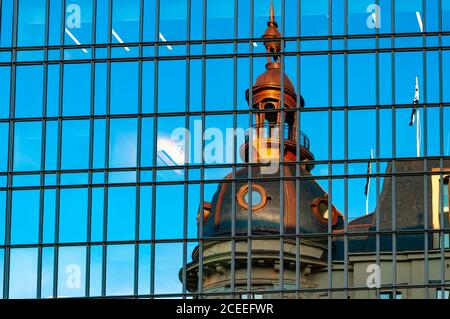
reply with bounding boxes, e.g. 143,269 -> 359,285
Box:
158,60 -> 186,113
160,0 -> 187,42
1,0 -> 13,47
57,246 -> 86,298
62,120 -> 90,170
63,64 -> 91,116
0,67 -> 10,118
155,243 -> 182,295
110,62 -> 138,115
59,188 -> 88,243
11,190 -> 40,245
64,0 -> 93,46
109,118 -> 137,168
9,248 -> 38,299
106,244 -> 134,296
0,123 -> 9,172
15,66 -> 43,118
112,0 -> 140,43
18,0 -> 46,46
13,122 -> 42,172
156,185 -> 183,240
107,187 -> 136,241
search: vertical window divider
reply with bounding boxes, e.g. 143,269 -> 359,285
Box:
246,0 -> 255,300
86,0 -> 98,298
343,0 -> 349,300
181,0 -> 192,299
37,0 -> 51,300
230,0 -> 238,299
197,0 -> 207,299
133,0 -> 145,298
101,0 -> 113,298
391,0 -> 398,298
2,0 -> 18,300
375,0 -> 381,301
421,0 -> 429,300
327,0 -> 333,300
295,0 -> 302,300
52,0 -> 67,299
150,0 -> 160,298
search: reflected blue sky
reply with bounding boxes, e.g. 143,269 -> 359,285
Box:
0,0 -> 449,299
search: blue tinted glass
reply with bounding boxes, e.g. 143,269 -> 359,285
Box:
155,243 -> 182,294
0,67 -> 10,118
15,66 -> 43,118
107,187 -> 136,241
46,64 -> 60,117
59,188 -> 88,243
106,245 -> 134,296
9,248 -> 38,299
13,121 -> 42,172
43,189 -> 56,244
0,123 -> 9,172
64,0 -> 93,46
156,185 -> 183,240
11,190 -> 40,245
17,0 -> 46,46
160,0 -> 187,41
110,62 -> 138,114
57,246 -> 86,297
1,0 -> 13,47
444,184 -> 449,208
0,192 -> 6,245
62,120 -> 90,170
158,60 -> 185,113
109,118 -> 137,168
113,0 -> 140,43
63,64 -> 91,116
41,247 -> 54,298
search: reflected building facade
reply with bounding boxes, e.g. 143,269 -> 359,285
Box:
183,3 -> 450,299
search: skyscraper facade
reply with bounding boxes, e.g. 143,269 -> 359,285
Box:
0,0 -> 449,299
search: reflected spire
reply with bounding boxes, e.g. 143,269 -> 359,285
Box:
263,0 -> 281,63
269,0 -> 275,24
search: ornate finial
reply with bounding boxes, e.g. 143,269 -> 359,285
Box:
269,0 -> 275,24
263,0 -> 281,64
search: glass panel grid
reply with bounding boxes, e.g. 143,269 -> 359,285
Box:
0,0 -> 448,299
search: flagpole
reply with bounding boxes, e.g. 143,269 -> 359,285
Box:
416,108 -> 420,157
366,149 -> 374,216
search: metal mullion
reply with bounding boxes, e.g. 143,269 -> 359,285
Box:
375,0 -> 381,300
37,0 -> 51,299
181,0 -> 191,299
294,0 -> 302,299
101,0 -> 113,298
2,0 -> 18,300
52,0 -> 67,298
278,0 -> 286,298
133,0 -> 145,298
421,0 -> 429,299
391,0 -> 397,297
197,0 -> 207,299
327,0 -> 333,300
438,0 -> 445,299
230,0 -> 238,299
246,0 -> 254,299
85,0 -> 98,298
343,0 -> 349,300
149,0 -> 160,298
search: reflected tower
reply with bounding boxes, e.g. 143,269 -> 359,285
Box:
180,1 -> 344,298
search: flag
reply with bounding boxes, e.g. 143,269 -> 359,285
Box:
409,76 -> 420,126
364,150 -> 373,197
